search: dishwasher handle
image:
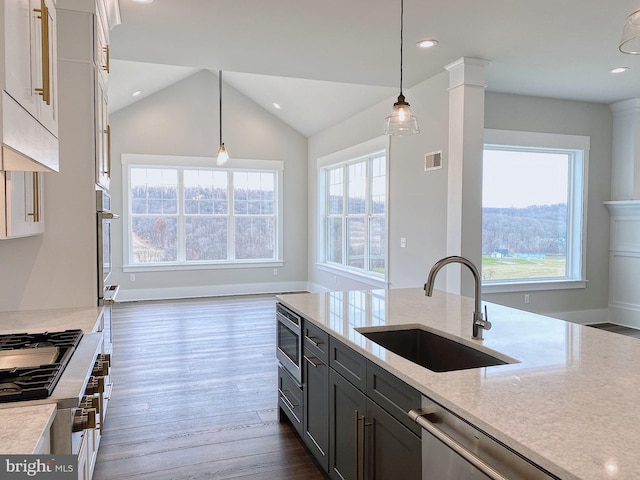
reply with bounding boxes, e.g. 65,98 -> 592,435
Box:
408,408 -> 509,480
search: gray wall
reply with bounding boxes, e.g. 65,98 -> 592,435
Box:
308,72 -> 451,291
307,82 -> 612,317
483,92 -> 612,315
108,70 -> 309,300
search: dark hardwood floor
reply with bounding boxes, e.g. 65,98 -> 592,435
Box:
93,295 -> 327,480
588,322 -> 640,339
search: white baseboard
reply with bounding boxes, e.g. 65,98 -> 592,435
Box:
117,281 -> 309,302
609,304 -> 640,330
548,308 -> 609,325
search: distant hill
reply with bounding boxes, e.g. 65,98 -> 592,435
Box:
482,204 -> 567,256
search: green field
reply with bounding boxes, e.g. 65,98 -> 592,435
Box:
481,255 -> 566,280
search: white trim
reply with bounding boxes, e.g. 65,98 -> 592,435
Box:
317,136 -> 389,168
483,280 -> 587,294
121,153 -> 284,268
484,129 -> 591,151
316,263 -> 389,289
316,136 -> 390,283
122,261 -> 284,273
122,153 -> 284,172
115,281 -> 308,302
482,129 -> 590,289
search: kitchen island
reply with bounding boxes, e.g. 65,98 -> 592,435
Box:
277,288 -> 639,480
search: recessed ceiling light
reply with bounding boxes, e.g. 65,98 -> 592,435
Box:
132,0 -> 153,4
272,103 -> 282,109
610,67 -> 630,74
131,90 -> 142,97
417,39 -> 439,49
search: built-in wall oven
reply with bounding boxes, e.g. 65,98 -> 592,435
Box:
97,191 -> 118,354
276,303 -> 302,384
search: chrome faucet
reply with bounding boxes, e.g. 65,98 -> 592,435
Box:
424,256 -> 492,340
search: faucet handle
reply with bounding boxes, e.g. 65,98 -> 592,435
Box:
482,305 -> 492,331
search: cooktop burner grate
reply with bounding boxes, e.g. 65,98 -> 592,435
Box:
0,330 -> 83,403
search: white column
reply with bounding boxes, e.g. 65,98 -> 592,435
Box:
610,98 -> 640,200
445,57 -> 489,295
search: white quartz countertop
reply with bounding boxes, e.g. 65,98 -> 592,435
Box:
277,288 -> 640,480
0,306 -> 103,335
0,403 -> 56,454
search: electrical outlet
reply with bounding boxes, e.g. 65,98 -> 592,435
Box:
129,274 -> 136,282
333,275 -> 338,285
273,268 -> 278,276
400,237 -> 407,248
524,294 -> 530,304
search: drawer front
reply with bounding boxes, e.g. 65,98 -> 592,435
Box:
329,337 -> 366,392
303,321 -> 329,363
278,366 -> 304,437
367,360 -> 422,436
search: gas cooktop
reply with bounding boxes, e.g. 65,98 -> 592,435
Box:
0,329 -> 83,403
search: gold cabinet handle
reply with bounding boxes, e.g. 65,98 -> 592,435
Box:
103,45 -> 110,73
33,0 -> 51,105
107,125 -> 111,177
27,172 -> 40,223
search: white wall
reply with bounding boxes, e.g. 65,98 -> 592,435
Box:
308,72 -> 451,292
0,55 -> 98,312
108,70 -> 309,300
483,92 -> 612,316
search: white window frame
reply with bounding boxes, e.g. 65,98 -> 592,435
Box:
122,153 -> 284,272
316,136 -> 390,287
482,129 -> 590,293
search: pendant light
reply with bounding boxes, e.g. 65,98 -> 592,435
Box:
216,70 -> 229,166
383,0 -> 419,135
619,8 -> 640,54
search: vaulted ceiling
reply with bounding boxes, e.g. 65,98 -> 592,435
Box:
109,0 -> 640,136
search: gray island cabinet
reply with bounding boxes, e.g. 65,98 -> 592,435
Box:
277,288 -> 640,480
278,303 -> 421,480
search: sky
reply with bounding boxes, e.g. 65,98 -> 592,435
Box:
482,149 -> 569,208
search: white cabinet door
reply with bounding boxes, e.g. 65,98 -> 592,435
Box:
3,0 -> 58,137
3,171 -> 45,238
33,0 -> 58,136
3,0 -> 39,117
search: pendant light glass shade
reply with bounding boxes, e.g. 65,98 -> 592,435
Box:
216,70 -> 229,166
383,0 -> 419,136
620,9 -> 640,54
383,93 -> 419,135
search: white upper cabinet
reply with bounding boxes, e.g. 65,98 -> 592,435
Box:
1,0 -> 59,171
3,0 -> 58,137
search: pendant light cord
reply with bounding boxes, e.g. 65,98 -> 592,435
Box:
219,70 -> 223,145
399,0 -> 404,95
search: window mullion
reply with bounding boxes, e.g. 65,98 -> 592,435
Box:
228,171 -> 234,261
177,168 -> 186,262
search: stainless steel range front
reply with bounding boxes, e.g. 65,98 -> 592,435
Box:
0,328 -> 111,480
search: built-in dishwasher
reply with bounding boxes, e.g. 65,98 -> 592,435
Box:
409,396 -> 560,480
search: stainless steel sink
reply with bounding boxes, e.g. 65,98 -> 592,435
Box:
359,328 -> 510,372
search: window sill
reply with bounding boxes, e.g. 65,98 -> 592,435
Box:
123,260 -> 284,273
482,279 -> 587,294
316,263 -> 389,288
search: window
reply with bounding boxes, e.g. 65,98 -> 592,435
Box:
320,150 -> 387,279
482,130 -> 589,292
123,154 -> 282,269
